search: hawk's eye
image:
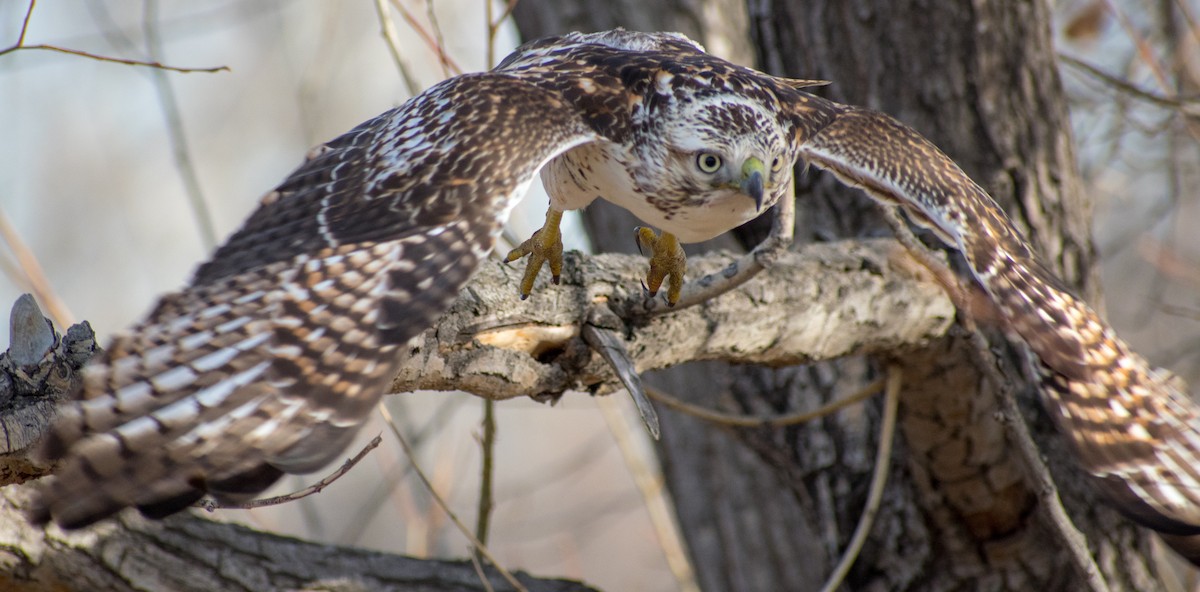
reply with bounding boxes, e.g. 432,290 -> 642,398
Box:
771,157 -> 784,171
695,152 -> 723,173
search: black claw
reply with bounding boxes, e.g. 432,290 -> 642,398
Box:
552,276 -> 561,285
520,293 -> 529,301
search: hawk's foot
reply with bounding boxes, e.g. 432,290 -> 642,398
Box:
635,227 -> 686,307
505,209 -> 564,300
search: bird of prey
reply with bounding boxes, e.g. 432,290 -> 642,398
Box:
29,29 -> 1200,565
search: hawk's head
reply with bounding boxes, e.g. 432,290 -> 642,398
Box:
627,87 -> 796,242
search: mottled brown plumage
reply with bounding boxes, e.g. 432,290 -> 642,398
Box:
31,30 -> 1200,565
30,30 -> 808,528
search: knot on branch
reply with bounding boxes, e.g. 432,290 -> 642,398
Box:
0,294 -> 98,483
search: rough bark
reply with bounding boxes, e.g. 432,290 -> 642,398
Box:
0,487 -> 596,592
514,0 -> 1169,590
750,2 -> 1162,590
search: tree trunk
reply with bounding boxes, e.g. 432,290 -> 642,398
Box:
515,0 -> 1169,590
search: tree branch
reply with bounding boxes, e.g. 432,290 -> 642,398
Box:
389,239 -> 955,400
0,238 -> 954,591
0,487 -> 596,592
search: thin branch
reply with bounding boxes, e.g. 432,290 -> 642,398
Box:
486,0 -> 520,69
0,208 -> 73,327
372,0 -> 422,96
818,364 -> 901,592
386,0 -> 463,76
1100,0 -> 1200,140
377,403 -> 528,592
0,0 -> 228,74
474,399 -> 496,559
196,435 -> 383,511
645,378 -> 885,428
143,0 -> 218,251
0,43 -> 230,73
423,0 -> 452,80
16,0 -> 35,46
582,319 -> 660,438
1059,53 -> 1200,117
492,0 -> 521,32
335,397 -> 463,545
595,396 -> 699,592
469,550 -> 498,592
1104,0 -> 1172,91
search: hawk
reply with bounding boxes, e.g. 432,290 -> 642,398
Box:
29,29 -> 1200,564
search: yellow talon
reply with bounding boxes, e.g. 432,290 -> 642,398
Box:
506,209 -> 564,299
635,227 -> 686,306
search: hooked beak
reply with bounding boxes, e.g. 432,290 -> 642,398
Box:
740,157 -> 766,211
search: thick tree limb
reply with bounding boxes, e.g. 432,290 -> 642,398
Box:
0,487 -> 595,592
390,239 -> 954,400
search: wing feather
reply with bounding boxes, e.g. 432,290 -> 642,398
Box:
789,93 -> 1200,553
33,71 -> 599,528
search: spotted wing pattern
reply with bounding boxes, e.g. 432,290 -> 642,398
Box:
32,72 -> 599,528
790,99 -> 1200,560
31,29 -> 817,529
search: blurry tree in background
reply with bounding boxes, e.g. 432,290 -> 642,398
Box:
1,0 -> 1198,591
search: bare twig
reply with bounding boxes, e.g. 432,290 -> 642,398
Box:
372,0 -> 422,96
817,365 -> 901,592
595,396 -> 699,592
582,318 -> 660,439
142,0 -> 218,251
423,0 -> 452,80
196,435 -> 383,511
1104,0 -> 1172,91
386,0 -> 463,76
0,43 -> 229,73
0,42 -> 231,72
336,397 -> 463,545
1099,0 -> 1200,140
0,0 -> 228,74
1059,54 -> 1200,117
646,378 -> 885,428
486,0 -> 520,68
15,0 -> 35,46
0,208 -> 73,327
469,550 -> 498,592
377,403 -> 528,592
474,398 -> 496,559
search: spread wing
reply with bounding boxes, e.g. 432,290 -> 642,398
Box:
30,28 -> 764,530
32,71 -> 601,529
786,93 -> 1200,558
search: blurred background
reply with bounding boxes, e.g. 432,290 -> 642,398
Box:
0,1 -> 1197,590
